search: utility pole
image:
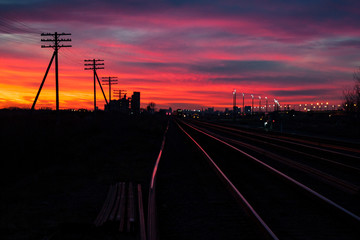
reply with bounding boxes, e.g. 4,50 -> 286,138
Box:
84,59 -> 108,111
113,89 -> 127,100
32,32 -> 71,112
102,76 -> 118,102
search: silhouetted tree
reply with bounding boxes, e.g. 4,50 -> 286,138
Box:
147,102 -> 156,114
343,67 -> 360,113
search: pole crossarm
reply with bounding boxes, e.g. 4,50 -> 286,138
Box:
41,32 -> 72,49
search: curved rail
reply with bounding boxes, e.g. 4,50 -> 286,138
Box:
181,120 -> 360,222
147,121 -> 169,240
176,121 -> 279,240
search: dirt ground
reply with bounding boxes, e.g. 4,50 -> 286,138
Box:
0,110 -> 167,240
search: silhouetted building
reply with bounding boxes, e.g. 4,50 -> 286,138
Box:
120,94 -> 130,113
105,100 -> 121,111
245,106 -> 252,114
131,92 -> 140,114
105,94 -> 130,113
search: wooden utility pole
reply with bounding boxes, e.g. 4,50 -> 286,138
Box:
32,32 -> 71,112
84,59 -> 108,111
113,89 -> 127,100
102,76 -> 118,102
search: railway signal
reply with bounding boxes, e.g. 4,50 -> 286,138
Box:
84,59 -> 108,111
31,32 -> 72,112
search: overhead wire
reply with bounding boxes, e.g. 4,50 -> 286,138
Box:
0,15 -> 119,75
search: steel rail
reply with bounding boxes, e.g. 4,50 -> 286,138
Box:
147,121 -> 169,240
191,121 -> 360,181
197,120 -> 360,160
277,135 -> 360,154
189,121 -> 359,193
198,122 -> 360,173
176,121 -> 279,240
181,120 -> 360,222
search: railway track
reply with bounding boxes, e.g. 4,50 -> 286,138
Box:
188,120 -> 360,197
193,120 -> 360,167
170,119 -> 360,239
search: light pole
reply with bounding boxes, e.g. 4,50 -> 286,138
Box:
233,89 -> 236,108
265,97 -> 268,113
242,93 -> 245,115
259,96 -> 261,113
274,99 -> 279,111
251,94 -> 254,115
233,89 -> 236,120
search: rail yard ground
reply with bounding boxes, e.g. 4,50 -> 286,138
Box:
0,109 -> 167,240
0,109 -> 359,239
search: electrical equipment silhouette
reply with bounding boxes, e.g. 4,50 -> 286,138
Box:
31,32 -> 72,111
84,59 -> 108,111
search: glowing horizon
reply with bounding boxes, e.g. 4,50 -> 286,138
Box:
1,0 -> 359,111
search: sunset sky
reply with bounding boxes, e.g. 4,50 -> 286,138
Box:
1,0 -> 360,110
